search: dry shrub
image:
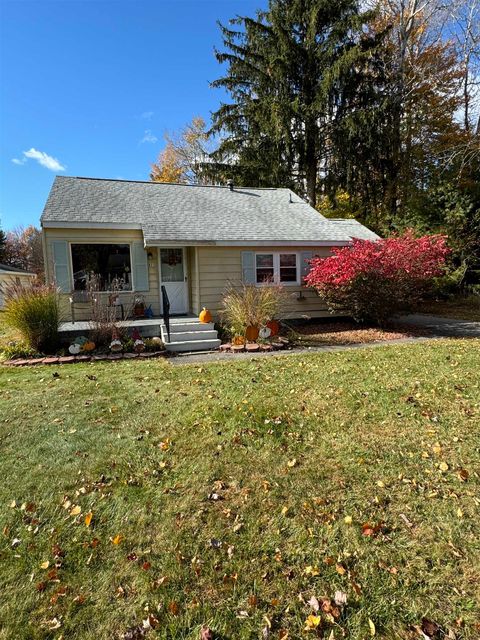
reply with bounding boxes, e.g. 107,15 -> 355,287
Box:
220,282 -> 287,335
85,274 -> 133,346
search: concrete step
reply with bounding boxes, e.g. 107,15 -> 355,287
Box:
166,330 -> 218,342
160,321 -> 215,333
165,338 -> 221,353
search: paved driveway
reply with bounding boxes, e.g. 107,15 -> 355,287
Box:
398,313 -> 480,337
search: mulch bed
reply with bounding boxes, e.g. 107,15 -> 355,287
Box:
290,320 -> 431,346
2,351 -> 167,367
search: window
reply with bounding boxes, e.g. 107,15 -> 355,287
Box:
71,244 -> 132,291
256,254 -> 275,283
255,252 -> 298,284
279,253 -> 297,282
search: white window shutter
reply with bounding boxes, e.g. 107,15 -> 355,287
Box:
132,243 -> 149,291
52,241 -> 71,292
241,251 -> 255,283
300,251 -> 313,282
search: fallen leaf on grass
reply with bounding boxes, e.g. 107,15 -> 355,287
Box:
121,625 -> 147,640
44,617 -> 61,630
200,627 -> 213,640
304,565 -> 320,576
143,614 -> 159,630
368,618 -> 376,636
112,534 -> 123,545
308,595 -> 320,612
362,521 -> 385,537
457,468 -> 469,481
287,458 -> 297,468
344,515 -> 352,524
40,561 -> 50,569
439,462 -> 449,472
421,618 -> 441,638
85,511 -> 93,527
168,600 -> 180,616
334,590 -> 347,606
70,505 -> 81,517
304,614 -> 321,631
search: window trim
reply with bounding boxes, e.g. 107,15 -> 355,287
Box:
254,252 -> 300,286
69,241 -> 134,293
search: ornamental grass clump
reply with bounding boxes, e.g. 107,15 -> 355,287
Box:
220,282 -> 287,337
2,282 -> 62,353
305,231 -> 450,326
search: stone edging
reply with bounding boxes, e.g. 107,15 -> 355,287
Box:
1,351 -> 167,367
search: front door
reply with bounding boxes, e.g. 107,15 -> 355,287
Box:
160,248 -> 188,314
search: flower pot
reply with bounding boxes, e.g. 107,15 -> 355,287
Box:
245,325 -> 259,341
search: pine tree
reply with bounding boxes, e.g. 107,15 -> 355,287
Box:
210,0 -> 375,205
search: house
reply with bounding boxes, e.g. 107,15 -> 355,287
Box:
0,263 -> 36,309
41,176 -> 378,351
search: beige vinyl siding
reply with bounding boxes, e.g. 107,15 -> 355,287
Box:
0,273 -> 36,309
197,246 -> 333,319
43,228 -> 161,321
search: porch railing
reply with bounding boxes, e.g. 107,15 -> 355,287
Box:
161,285 -> 171,342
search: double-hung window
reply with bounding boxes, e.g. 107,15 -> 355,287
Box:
255,252 -> 299,285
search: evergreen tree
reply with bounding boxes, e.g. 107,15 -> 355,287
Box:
210,0 -> 376,205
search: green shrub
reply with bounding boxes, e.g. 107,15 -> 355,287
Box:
220,282 -> 287,336
2,283 -> 62,353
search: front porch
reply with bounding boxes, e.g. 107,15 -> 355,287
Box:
58,314 -> 198,339
58,314 -> 221,352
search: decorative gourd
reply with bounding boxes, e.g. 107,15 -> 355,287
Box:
82,341 -> 96,352
245,325 -> 259,341
267,320 -> 280,336
259,326 -> 272,339
199,307 -> 212,323
232,335 -> 245,346
69,343 -> 81,355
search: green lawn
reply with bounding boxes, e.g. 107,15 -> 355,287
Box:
1,341 -> 479,640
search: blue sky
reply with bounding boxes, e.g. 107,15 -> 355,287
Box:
0,0 -> 266,230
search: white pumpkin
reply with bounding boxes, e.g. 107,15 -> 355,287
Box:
69,343 -> 81,355
259,326 -> 272,339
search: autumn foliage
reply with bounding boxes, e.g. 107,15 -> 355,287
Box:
305,231 -> 450,325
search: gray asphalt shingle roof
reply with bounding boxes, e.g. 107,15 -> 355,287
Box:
41,176 -> 379,244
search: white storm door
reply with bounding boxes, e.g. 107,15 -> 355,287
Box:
160,248 -> 188,314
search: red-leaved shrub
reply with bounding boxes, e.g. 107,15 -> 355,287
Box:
305,231 -> 450,326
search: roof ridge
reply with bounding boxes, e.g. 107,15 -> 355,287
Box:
56,175 -> 286,191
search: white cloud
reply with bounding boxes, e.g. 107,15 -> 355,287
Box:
141,111 -> 154,120
23,147 -> 66,171
140,129 -> 158,144
12,147 -> 66,171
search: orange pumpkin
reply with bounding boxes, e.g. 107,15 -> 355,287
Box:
245,325 -> 259,341
266,320 -> 280,336
82,341 -> 96,352
199,307 -> 212,323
